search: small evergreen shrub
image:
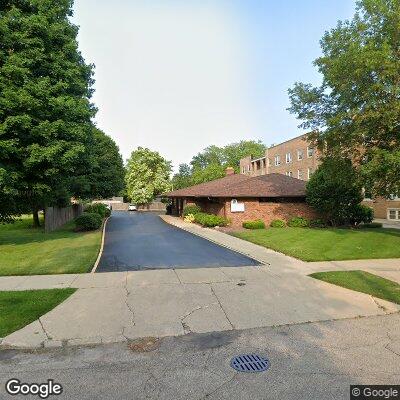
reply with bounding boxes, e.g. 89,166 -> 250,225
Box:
86,203 -> 110,218
309,219 -> 326,228
288,216 -> 309,228
270,219 -> 286,228
194,212 -> 229,227
242,219 -> 265,229
75,212 -> 103,231
183,205 -> 202,217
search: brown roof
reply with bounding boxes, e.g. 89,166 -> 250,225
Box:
166,173 -> 306,198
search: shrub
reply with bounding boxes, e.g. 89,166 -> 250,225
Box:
359,222 -> 382,229
270,219 -> 286,228
183,204 -> 202,217
242,219 -> 265,229
306,157 -> 364,226
183,213 -> 195,223
309,219 -> 327,228
288,216 -> 309,228
86,203 -> 110,218
194,212 -> 229,227
75,212 -> 103,231
348,204 -> 374,226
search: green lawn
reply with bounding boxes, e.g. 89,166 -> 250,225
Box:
310,270 -> 400,304
232,227 -> 400,261
0,289 -> 76,337
0,215 -> 102,276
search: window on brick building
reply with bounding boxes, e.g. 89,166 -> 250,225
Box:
286,171 -> 293,177
307,168 -> 313,179
297,150 -> 303,161
307,147 -> 314,158
286,152 -> 292,163
274,155 -> 281,166
298,169 -> 303,179
388,209 -> 400,220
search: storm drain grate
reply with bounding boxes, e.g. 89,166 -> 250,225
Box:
230,354 -> 270,373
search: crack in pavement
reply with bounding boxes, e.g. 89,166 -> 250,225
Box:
385,332 -> 400,358
371,296 -> 388,312
38,318 -> 51,342
210,285 -> 234,330
202,373 -> 237,399
122,273 -> 135,339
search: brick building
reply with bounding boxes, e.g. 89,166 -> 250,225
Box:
239,134 -> 319,180
166,168 -> 317,228
239,134 -> 400,221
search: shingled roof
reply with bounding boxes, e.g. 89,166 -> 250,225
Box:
166,173 -> 306,198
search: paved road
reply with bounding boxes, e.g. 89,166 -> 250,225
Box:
97,212 -> 260,272
1,314 -> 399,400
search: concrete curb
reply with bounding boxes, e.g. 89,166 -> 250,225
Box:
91,216 -> 109,273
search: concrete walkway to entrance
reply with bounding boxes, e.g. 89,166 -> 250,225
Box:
1,215 -> 399,349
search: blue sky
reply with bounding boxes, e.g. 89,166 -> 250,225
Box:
72,0 -> 355,168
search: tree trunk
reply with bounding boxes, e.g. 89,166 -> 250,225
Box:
32,209 -> 40,227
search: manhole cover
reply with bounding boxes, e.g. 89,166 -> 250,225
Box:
230,354 -> 270,373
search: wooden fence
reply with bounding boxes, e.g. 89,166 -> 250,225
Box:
137,202 -> 166,212
45,204 -> 83,233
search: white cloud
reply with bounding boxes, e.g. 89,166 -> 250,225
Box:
73,1 -> 257,169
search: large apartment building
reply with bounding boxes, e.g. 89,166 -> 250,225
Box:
239,134 -> 400,221
240,134 -> 319,180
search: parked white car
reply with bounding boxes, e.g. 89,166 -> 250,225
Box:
128,204 -> 137,211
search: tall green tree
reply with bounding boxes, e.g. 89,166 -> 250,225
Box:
76,128 -> 125,199
172,140 -> 266,190
191,163 -> 225,185
306,157 -> 372,226
191,140 -> 266,173
0,0 -> 95,225
171,163 -> 192,190
288,0 -> 400,197
125,147 -> 172,205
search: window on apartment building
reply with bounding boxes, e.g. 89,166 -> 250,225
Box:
297,150 -> 303,161
388,209 -> 400,220
298,170 -> 303,179
247,165 -> 251,172
307,147 -> 314,158
286,152 -> 292,163
274,155 -> 281,166
285,171 -> 293,177
307,168 -> 313,179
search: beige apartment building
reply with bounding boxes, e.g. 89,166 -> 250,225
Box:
239,133 -> 400,221
240,134 -> 319,180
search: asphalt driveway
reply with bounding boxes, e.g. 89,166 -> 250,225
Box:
96,211 -> 260,272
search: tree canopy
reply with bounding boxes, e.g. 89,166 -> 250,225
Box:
172,140 -> 266,189
125,147 -> 172,205
0,0 -> 96,224
288,0 -> 400,197
84,128 -> 125,199
306,157 -> 373,226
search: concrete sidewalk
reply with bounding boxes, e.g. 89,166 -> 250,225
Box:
1,267 -> 399,349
